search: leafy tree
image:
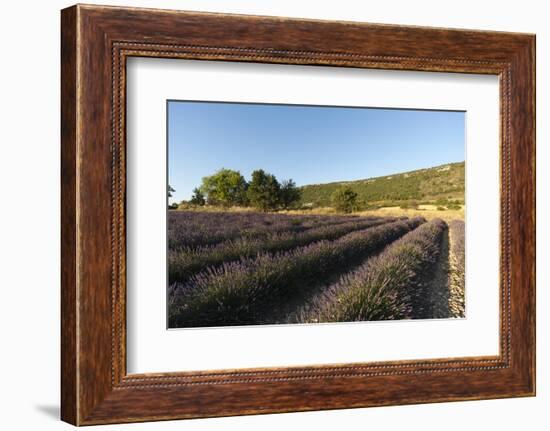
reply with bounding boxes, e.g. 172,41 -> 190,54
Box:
331,187 -> 358,213
279,179 -> 302,209
247,169 -> 281,211
189,187 -> 206,206
168,185 -> 175,198
200,168 -> 248,207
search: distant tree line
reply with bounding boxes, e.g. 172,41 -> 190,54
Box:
170,162 -> 464,214
181,168 -> 302,212
170,168 -> 360,213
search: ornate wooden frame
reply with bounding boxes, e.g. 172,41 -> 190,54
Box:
61,4 -> 536,425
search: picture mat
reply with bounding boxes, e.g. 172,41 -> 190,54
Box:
126,58 -> 499,374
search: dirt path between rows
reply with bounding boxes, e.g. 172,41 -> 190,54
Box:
408,227 -> 451,319
426,228 -> 452,318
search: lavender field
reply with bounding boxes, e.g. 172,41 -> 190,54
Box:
167,211 -> 465,328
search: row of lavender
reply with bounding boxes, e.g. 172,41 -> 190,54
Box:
168,215 -> 400,283
168,217 -> 424,327
295,219 -> 448,323
168,211 -> 379,249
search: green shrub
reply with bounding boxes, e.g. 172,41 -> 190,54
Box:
331,187 -> 358,213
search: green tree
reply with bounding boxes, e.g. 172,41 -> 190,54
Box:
189,187 -> 206,206
200,168 -> 248,207
331,187 -> 358,213
279,179 -> 302,209
247,169 -> 281,211
168,185 -> 175,198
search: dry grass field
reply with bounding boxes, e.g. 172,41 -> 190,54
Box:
280,205 -> 464,222
175,204 -> 464,222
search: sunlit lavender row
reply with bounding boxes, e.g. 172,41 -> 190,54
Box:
168,216 -> 396,284
295,219 -> 448,323
168,211 -> 374,250
168,217 -> 423,327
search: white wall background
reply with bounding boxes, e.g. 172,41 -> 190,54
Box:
0,0 -> 546,429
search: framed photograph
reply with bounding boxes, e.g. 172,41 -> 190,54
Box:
61,4 -> 535,425
164,101 -> 466,330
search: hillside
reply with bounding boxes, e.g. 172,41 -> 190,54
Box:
298,161 -> 464,210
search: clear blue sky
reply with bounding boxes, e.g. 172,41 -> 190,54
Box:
168,101 -> 465,202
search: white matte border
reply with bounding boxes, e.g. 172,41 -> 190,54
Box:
126,58 -> 500,374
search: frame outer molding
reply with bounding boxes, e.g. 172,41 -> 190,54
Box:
61,4 -> 535,426
61,5 -> 78,424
